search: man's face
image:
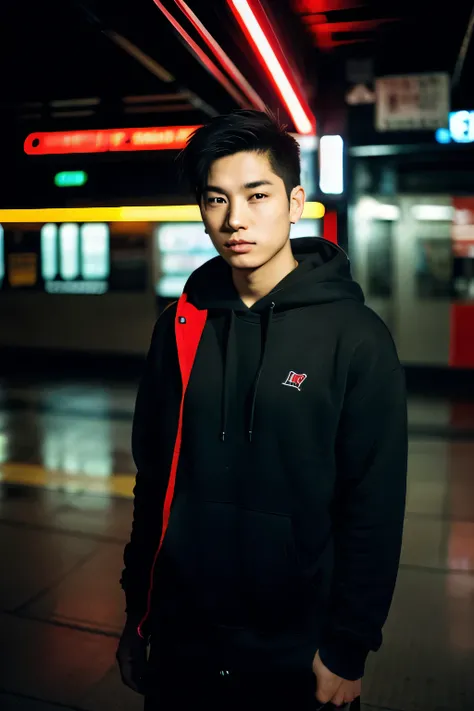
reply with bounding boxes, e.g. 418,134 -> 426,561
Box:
200,151 -> 304,270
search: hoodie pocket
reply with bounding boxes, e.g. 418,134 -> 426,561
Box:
238,509 -> 314,619
240,509 -> 299,584
159,493 -> 246,623
160,494 -> 319,628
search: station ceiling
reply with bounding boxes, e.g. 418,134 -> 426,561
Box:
1,0 -> 473,133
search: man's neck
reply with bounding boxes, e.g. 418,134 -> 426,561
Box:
232,241 -> 298,309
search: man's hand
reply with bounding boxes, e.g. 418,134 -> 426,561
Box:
312,650 -> 362,707
116,619 -> 148,694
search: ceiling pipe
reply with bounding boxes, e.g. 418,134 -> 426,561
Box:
452,3 -> 474,88
173,0 -> 267,111
73,1 -> 218,117
152,0 -> 252,109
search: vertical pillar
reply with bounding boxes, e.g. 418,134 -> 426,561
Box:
314,54 -> 348,251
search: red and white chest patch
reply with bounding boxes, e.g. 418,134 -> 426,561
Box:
282,371 -> 308,391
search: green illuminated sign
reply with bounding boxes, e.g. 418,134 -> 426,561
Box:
54,171 -> 88,187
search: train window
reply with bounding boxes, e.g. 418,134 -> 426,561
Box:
39,222 -> 110,293
453,257 -> 474,299
155,223 -> 217,298
59,223 -> 80,280
158,223 -> 213,253
0,225 -> 4,285
81,224 -> 109,280
158,275 -> 191,298
41,224 -> 58,280
415,238 -> 452,298
452,201 -> 474,299
367,220 -> 394,297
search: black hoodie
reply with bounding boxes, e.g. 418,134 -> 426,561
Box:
122,238 -> 407,681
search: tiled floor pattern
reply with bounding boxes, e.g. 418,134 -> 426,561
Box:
0,378 -> 473,710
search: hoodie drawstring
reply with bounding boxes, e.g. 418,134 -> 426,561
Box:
219,303 -> 275,443
220,311 -> 234,442
248,302 -> 275,442
220,302 -> 275,443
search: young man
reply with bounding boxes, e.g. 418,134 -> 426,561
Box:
117,110 -> 407,710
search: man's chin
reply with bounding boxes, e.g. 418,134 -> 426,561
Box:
225,255 -> 262,271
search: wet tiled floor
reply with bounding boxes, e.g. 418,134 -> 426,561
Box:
0,377 -> 473,710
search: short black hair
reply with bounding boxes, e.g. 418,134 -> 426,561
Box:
179,109 -> 301,202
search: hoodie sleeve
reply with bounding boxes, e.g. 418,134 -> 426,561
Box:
318,312 -> 408,681
120,303 -> 177,624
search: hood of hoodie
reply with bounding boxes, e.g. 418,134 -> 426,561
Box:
184,237 -> 364,314
182,237 -> 365,443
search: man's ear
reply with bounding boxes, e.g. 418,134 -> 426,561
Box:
289,185 -> 306,225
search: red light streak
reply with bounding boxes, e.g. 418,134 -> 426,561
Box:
24,126 -> 201,156
228,0 -> 315,135
293,0 -> 362,10
306,18 -> 396,50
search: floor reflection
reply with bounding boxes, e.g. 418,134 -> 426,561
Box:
0,378 -> 473,710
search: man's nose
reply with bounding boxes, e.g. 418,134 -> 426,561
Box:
226,200 -> 248,231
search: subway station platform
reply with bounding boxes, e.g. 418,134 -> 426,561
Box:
0,375 -> 474,711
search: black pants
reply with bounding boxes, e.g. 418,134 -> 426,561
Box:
144,666 -> 361,711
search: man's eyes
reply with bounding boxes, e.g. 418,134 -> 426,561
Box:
207,193 -> 268,204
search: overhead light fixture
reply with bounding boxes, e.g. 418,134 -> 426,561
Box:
228,0 -> 315,134
0,202 -> 324,224
319,135 -> 344,195
24,126 -> 200,156
173,0 -> 267,111
0,206 -> 201,224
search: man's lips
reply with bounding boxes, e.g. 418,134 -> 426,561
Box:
225,241 -> 256,253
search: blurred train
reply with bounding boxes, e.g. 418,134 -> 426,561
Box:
0,204 -> 324,358
350,194 -> 474,370
2,116 -> 474,371
0,125 -> 327,362
1,194 -> 473,370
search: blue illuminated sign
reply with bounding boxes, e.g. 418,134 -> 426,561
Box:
435,128 -> 451,144
435,110 -> 474,144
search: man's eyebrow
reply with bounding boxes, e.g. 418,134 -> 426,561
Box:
203,185 -> 226,194
243,180 -> 274,189
203,179 -> 274,194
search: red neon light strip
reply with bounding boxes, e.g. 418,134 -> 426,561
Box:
294,0 -> 362,11
173,0 -> 267,111
228,0 -> 315,134
151,0 -> 249,108
324,209 -> 338,244
24,125 -> 201,156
